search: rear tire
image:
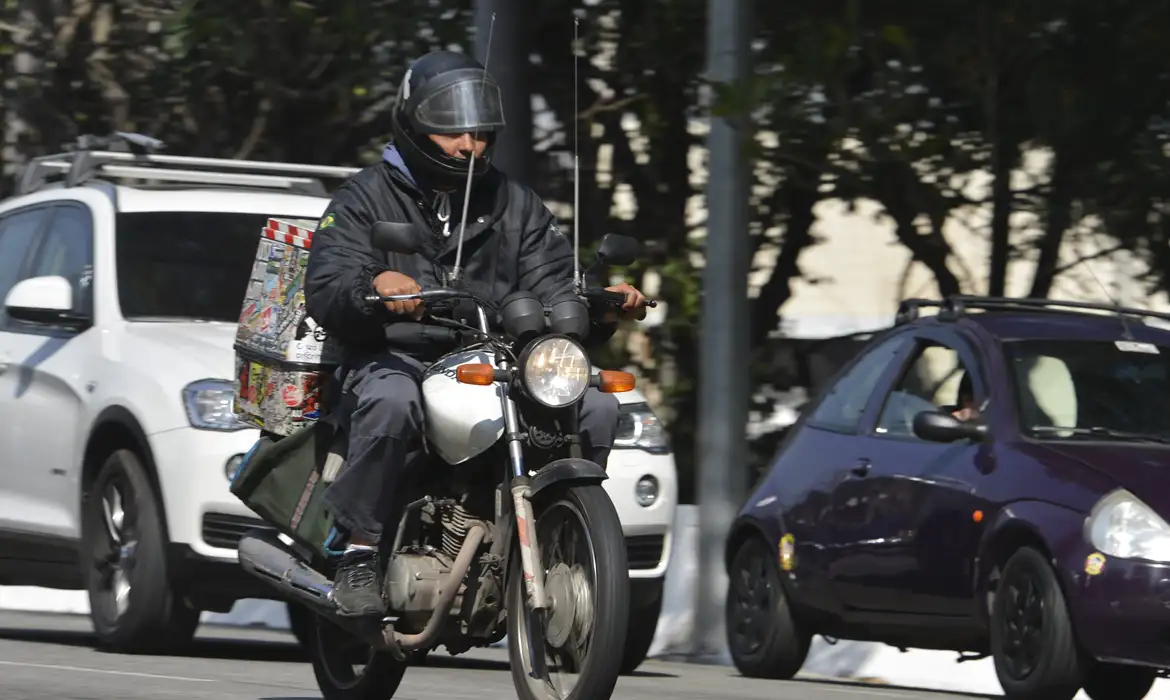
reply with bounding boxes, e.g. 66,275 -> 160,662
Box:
306,614 -> 407,700
990,547 -> 1082,700
507,484 -> 629,700
726,536 -> 810,679
1081,662 -> 1156,700
82,448 -> 200,654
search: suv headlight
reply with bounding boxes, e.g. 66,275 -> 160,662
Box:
1085,488 -> 1170,563
615,402 -> 669,454
520,336 -> 591,408
183,379 -> 246,432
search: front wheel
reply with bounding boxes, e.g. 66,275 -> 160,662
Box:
82,449 -> 200,653
507,485 -> 630,700
990,547 -> 1082,700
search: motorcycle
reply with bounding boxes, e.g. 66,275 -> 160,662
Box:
235,221 -> 656,700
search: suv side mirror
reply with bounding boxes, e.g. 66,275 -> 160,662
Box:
5,275 -> 87,328
912,410 -> 987,443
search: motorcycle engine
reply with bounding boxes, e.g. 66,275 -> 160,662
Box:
384,501 -> 478,615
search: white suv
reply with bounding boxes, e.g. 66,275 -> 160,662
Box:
0,136 -> 676,671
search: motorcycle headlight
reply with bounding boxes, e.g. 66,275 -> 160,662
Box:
183,379 -> 247,432
1085,488 -> 1170,563
615,402 -> 670,454
520,336 -> 591,408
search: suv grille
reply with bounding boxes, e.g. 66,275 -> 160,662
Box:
626,535 -> 665,570
202,513 -> 274,550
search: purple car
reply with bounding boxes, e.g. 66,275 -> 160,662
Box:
725,296 -> 1170,700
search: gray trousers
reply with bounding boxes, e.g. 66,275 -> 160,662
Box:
322,352 -> 621,544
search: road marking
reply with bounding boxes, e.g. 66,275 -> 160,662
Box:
0,660 -> 213,683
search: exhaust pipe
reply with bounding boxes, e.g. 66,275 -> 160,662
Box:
238,529 -> 396,653
237,530 -> 335,616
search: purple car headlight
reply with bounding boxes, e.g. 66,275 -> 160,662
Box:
1085,488 -> 1170,563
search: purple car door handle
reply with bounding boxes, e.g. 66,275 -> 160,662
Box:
851,459 -> 872,477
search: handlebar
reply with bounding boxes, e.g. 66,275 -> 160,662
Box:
364,287 -> 658,309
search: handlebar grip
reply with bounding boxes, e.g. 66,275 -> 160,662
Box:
584,288 -> 659,309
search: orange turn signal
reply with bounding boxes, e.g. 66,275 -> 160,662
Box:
598,370 -> 636,393
456,363 -> 496,386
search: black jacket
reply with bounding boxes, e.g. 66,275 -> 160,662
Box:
305,153 -> 608,362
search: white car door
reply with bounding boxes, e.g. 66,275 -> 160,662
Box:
0,203 -> 58,534
0,201 -> 98,539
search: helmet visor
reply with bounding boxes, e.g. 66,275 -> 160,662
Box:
413,76 -> 506,134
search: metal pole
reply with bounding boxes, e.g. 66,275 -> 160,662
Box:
693,0 -> 753,661
474,0 -> 533,186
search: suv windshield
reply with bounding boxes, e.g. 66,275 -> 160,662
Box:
1005,338 -> 1170,441
116,211 -> 308,322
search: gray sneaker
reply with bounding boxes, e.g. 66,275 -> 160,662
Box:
332,549 -> 386,617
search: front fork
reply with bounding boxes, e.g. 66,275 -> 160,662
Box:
500,378 -> 548,612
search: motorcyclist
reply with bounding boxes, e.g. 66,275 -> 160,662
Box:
304,50 -> 648,618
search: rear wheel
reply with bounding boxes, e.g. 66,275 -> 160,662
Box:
1081,662 -> 1156,700
726,536 -> 810,679
83,449 -> 200,653
306,614 -> 408,700
507,485 -> 629,700
990,547 -> 1082,700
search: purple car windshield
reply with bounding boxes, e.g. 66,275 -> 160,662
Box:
1004,338 -> 1170,441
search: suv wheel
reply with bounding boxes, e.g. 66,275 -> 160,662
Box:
620,580 -> 663,674
82,448 -> 200,653
990,547 -> 1082,700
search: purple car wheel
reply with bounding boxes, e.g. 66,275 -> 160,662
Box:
725,536 -> 810,679
1081,662 -> 1156,700
990,547 -> 1082,700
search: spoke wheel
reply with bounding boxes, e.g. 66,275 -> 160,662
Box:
725,536 -> 810,679
83,449 -> 198,653
508,485 -> 628,700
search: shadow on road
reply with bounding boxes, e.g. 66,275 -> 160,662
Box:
0,623 -> 676,679
785,676 -> 1000,699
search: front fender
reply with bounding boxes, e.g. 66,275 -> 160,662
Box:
974,499 -> 1088,615
529,458 -> 608,498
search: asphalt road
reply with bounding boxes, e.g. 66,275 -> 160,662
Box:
0,611 -> 998,700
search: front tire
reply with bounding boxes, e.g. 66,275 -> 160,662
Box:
306,614 -> 408,700
1081,662 -> 1156,700
726,536 -> 811,679
990,547 -> 1082,700
507,484 -> 629,700
82,448 -> 200,653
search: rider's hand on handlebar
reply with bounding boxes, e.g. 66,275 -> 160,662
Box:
373,271 -> 425,320
605,282 -> 648,322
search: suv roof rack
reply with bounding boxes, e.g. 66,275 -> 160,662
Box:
896,295 -> 1170,326
15,131 -> 361,197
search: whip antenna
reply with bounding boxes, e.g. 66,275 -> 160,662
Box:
572,16 -> 582,292
451,11 -> 497,281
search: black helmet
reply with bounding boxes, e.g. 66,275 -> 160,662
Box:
391,51 -> 506,192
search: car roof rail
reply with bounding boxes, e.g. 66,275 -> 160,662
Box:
896,294 -> 1170,326
15,131 -> 361,197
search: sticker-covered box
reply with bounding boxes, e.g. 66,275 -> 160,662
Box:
233,218 -> 339,436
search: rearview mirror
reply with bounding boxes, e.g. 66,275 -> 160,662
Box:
370,221 -> 424,255
912,410 -> 987,444
596,233 -> 643,267
5,275 -> 86,327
